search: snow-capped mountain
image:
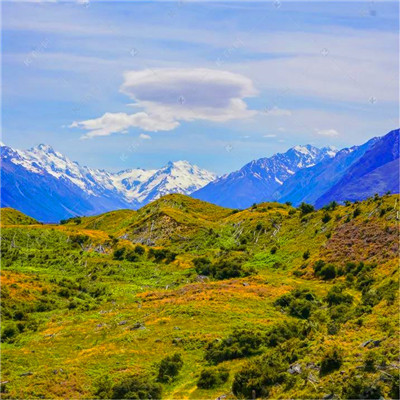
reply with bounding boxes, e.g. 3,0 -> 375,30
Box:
192,144 -> 337,209
0,143 -> 216,221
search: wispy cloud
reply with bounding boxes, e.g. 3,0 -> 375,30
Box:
315,128 -> 339,137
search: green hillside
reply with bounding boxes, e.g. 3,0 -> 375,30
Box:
1,194 -> 399,399
0,207 -> 39,226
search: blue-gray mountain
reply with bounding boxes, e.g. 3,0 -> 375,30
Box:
193,129 -> 399,208
191,145 -> 337,209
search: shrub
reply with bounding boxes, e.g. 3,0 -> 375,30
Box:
213,259 -> 244,280
363,351 -> 377,372
353,207 -> 361,218
111,375 -> 162,399
320,347 -> 343,375
302,250 -> 310,260
197,367 -> 229,389
157,353 -> 183,383
325,285 -> 353,306
265,321 -> 311,347
134,245 -> 145,255
270,246 -> 277,254
94,375 -> 113,399
113,248 -> 126,261
205,329 -> 263,364
318,264 -> 336,280
274,288 -> 319,319
299,202 -> 314,215
232,350 -> 289,399
323,201 -> 338,211
1,322 -> 18,342
342,373 -> 383,399
125,251 -> 138,262
193,257 -> 212,275
322,213 -> 332,223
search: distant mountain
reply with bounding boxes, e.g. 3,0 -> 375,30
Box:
191,145 -> 337,208
0,144 -> 215,222
314,129 -> 399,207
274,138 -> 379,206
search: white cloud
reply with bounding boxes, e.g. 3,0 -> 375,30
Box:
315,128 -> 339,137
139,133 -> 151,140
72,68 -> 257,138
263,134 -> 277,138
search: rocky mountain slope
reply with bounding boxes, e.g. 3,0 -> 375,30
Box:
192,145 -> 337,208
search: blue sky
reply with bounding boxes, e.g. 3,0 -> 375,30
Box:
2,0 -> 399,174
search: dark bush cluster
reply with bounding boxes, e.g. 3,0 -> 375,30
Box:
205,329 -> 263,364
193,256 -> 249,280
320,347 -> 343,375
148,248 -> 177,264
113,245 -> 148,262
313,260 -> 337,280
274,288 -> 320,319
109,375 -> 162,399
197,366 -> 229,389
232,350 -> 289,399
157,353 -> 183,383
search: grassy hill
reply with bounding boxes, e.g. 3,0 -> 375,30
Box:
0,207 -> 39,226
1,194 -> 399,399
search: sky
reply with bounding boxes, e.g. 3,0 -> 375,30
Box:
1,0 -> 399,174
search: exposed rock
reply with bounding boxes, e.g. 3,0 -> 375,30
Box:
19,372 -> 33,377
118,320 -> 127,326
130,322 -> 145,330
288,363 -> 302,375
361,339 -> 374,347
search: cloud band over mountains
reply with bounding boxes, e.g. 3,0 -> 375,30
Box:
71,68 -> 257,139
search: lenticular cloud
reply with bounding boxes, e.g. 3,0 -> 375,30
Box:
71,68 -> 257,139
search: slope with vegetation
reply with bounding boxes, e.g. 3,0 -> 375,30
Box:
1,193 -> 399,399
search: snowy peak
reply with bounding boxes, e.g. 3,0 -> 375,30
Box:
1,143 -> 216,208
192,143 -> 337,209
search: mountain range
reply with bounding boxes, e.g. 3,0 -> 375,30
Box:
1,128 -> 398,222
0,144 -> 215,222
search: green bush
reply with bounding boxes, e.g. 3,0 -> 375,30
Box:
94,375 -> 113,399
274,289 -> 319,319
322,213 -> 332,223
265,321 -> 311,347
157,353 -> 183,383
1,322 -> 18,343
299,202 -> 314,215
325,285 -> 353,306
134,245 -> 145,255
113,248 -> 126,260
232,350 -> 289,399
193,257 -> 212,275
342,373 -> 383,399
320,347 -> 343,375
111,375 -> 162,399
318,264 -> 336,280
197,367 -> 229,389
205,329 -> 263,364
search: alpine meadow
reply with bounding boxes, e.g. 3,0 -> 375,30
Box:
1,1 -> 399,400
